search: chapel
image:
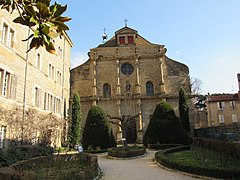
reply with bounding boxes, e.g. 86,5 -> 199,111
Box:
70,25 -> 190,143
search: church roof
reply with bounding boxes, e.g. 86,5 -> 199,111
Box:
98,26 -> 154,48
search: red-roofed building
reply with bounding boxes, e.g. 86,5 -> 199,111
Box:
206,93 -> 240,126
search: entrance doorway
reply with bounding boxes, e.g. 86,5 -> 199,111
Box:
125,119 -> 137,144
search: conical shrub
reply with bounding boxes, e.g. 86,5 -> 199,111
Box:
82,106 -> 116,150
143,101 -> 191,146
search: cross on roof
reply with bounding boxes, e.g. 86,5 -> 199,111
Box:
103,27 -> 107,33
124,19 -> 128,27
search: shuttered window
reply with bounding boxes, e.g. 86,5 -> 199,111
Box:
119,36 -> 125,44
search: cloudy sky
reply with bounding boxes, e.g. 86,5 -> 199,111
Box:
58,0 -> 240,94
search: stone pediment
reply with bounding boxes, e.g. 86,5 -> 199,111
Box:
115,26 -> 138,35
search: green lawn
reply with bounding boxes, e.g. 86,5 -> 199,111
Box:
166,147 -> 240,171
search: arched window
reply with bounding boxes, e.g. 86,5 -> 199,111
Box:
146,81 -> 154,96
103,83 -> 111,98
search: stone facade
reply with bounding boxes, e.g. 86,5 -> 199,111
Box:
70,26 -> 190,142
206,93 -> 240,127
0,9 -> 72,147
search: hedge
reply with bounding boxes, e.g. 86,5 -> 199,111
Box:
155,146 -> 240,179
147,144 -> 182,150
0,153 -> 99,180
108,146 -> 146,158
193,137 -> 240,159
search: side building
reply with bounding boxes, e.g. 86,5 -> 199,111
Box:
207,93 -> 240,127
70,26 -> 190,143
0,9 -> 73,147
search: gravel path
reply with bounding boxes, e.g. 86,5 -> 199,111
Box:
98,150 -> 201,180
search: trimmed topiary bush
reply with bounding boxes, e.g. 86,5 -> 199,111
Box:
108,145 -> 146,158
82,106 -> 116,150
68,93 -> 82,146
143,101 -> 191,146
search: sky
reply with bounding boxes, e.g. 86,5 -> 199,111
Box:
57,0 -> 240,94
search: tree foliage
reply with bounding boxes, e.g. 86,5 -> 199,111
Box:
82,106 -> 116,150
0,0 -> 71,53
179,87 -> 190,133
68,93 -> 81,146
143,101 -> 191,146
194,96 -> 206,110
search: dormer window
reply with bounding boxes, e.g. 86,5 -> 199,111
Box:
128,36 -> 134,44
115,26 -> 138,46
119,36 -> 125,44
118,35 -> 135,45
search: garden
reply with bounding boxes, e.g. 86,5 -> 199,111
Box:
1,90 -> 240,179
155,142 -> 240,179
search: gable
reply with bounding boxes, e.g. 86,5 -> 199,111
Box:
99,26 -> 153,47
115,26 -> 138,35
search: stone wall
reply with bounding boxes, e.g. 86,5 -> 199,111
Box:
0,9 -> 72,147
0,98 -> 63,147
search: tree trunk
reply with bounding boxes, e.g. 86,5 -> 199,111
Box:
122,129 -> 128,150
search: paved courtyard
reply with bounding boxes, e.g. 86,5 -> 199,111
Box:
98,150 -> 204,180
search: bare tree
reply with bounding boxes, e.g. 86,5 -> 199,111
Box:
191,77 -> 203,95
107,114 -> 139,150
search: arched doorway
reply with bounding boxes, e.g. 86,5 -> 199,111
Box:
124,116 -> 137,144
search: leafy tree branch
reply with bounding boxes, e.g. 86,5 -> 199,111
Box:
0,0 -> 71,54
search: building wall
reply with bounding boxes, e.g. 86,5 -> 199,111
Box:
207,99 -> 240,126
70,27 -> 190,142
0,10 -> 72,147
191,110 -> 208,129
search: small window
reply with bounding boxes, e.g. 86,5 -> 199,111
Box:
146,81 -> 154,96
0,126 -> 6,148
217,102 -> 225,110
9,29 -> 14,48
230,101 -> 236,109
34,87 -> 40,107
56,98 -> 61,114
50,95 -> 53,111
218,114 -> 224,124
0,70 -> 17,99
121,63 -> 134,75
48,94 -> 51,111
53,97 -> 56,113
57,70 -> 62,85
128,36 -> 134,44
2,72 -> 10,97
1,22 -> 14,48
0,69 -> 3,95
1,23 -> 8,44
103,83 -> 111,98
119,36 -> 125,44
44,92 -> 47,110
232,114 -> 238,123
